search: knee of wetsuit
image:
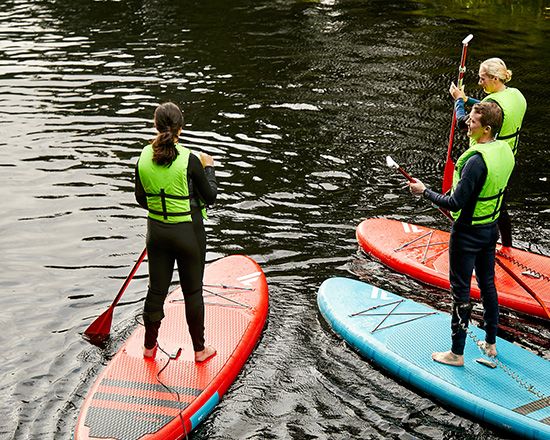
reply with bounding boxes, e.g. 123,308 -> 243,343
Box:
143,293 -> 165,323
143,310 -> 164,323
143,290 -> 167,323
182,286 -> 202,298
143,318 -> 161,331
449,286 -> 471,304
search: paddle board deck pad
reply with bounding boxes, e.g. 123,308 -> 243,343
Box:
356,217 -> 550,319
74,255 -> 268,440
317,277 -> 550,440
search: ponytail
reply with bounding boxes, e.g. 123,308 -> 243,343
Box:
480,58 -> 512,84
151,102 -> 184,166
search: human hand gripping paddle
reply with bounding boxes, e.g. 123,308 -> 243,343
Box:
386,155 -> 453,221
83,248 -> 148,344
386,155 -> 550,319
197,151 -> 214,168
385,155 -> 416,184
442,34 -> 474,194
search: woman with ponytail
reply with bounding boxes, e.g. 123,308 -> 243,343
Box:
449,57 -> 526,249
134,102 -> 217,362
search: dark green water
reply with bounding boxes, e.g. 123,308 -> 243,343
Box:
0,0 -> 548,438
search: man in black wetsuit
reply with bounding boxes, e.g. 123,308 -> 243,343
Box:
409,101 -> 515,366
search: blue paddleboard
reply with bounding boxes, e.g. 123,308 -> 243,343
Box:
317,277 -> 550,440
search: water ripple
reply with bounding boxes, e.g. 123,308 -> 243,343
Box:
1,1 -> 548,439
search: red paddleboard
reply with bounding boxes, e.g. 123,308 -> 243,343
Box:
74,255 -> 268,440
356,217 -> 550,320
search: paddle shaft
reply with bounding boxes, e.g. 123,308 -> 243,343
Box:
110,247 -> 147,307
393,161 -> 454,222
442,36 -> 473,193
396,166 -> 415,183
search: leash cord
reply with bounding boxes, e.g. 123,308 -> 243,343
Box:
135,315 -> 189,440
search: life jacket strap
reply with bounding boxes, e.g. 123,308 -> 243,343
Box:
477,187 -> 505,202
147,208 -> 195,218
497,128 -> 520,155
145,192 -> 191,200
146,189 -> 194,220
472,188 -> 506,222
497,128 -> 520,140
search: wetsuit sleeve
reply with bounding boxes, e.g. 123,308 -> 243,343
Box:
134,161 -> 148,209
422,154 -> 487,212
188,153 -> 217,205
454,99 -> 468,130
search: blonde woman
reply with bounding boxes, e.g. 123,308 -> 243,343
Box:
449,58 -> 526,248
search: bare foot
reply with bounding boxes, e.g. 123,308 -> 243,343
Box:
478,341 -> 497,358
195,345 -> 216,363
143,344 -> 157,359
432,351 -> 464,367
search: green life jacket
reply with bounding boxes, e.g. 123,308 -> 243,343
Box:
138,144 -> 207,223
451,140 -> 515,225
478,88 -> 526,155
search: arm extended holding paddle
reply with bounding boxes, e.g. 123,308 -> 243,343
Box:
386,155 -> 416,183
386,155 -> 549,319
386,155 -> 453,221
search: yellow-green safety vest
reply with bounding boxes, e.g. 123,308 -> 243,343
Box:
471,88 -> 526,155
138,144 -> 206,223
451,140 -> 515,225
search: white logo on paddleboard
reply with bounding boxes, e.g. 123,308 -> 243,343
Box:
237,271 -> 261,286
401,222 -> 422,233
371,286 -> 390,300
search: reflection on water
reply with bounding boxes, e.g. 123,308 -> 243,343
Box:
0,0 -> 548,439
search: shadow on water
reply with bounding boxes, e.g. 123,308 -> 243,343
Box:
0,0 -> 548,439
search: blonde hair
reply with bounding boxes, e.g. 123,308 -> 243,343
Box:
480,58 -> 512,83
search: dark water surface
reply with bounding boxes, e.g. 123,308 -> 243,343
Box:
1,0 -> 549,439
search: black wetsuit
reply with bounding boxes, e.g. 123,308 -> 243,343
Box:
423,153 -> 499,355
135,153 -> 217,351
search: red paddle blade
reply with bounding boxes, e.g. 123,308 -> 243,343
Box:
82,247 -> 147,345
442,159 -> 455,194
83,307 -> 114,344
